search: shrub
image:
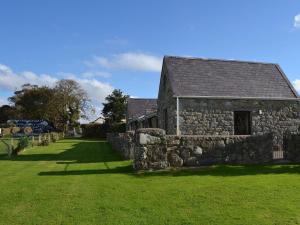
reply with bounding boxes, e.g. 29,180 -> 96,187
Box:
81,123 -> 108,138
51,133 -> 59,142
12,136 -> 29,155
18,136 -> 29,149
109,122 -> 126,133
40,139 -> 49,146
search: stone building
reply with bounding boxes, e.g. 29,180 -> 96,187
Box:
157,56 -> 300,142
116,56 -> 300,169
126,98 -> 157,131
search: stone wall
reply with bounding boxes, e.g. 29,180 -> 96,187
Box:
133,128 -> 168,170
107,132 -> 134,160
284,133 -> 300,162
179,99 -> 300,136
133,128 -> 277,170
177,98 -> 300,153
157,67 -> 177,134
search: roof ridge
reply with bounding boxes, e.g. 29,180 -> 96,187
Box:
164,55 -> 277,66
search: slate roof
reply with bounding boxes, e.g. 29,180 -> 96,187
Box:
127,98 -> 157,121
163,56 -> 298,99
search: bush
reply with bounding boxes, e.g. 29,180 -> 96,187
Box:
109,123 -> 126,133
12,136 -> 29,155
18,136 -> 29,149
40,139 -> 49,146
51,133 -> 59,142
81,123 -> 108,138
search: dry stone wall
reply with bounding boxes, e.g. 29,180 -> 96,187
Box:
106,132 -> 134,160
132,128 -> 277,170
108,128 -> 300,170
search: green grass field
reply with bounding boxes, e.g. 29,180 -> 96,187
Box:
1,138 -> 300,225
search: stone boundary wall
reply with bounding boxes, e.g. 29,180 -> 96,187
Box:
107,132 -> 134,160
108,128 -> 300,170
133,128 -> 276,170
284,133 -> 300,162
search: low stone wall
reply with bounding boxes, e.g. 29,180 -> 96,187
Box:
107,132 -> 134,160
284,133 -> 300,162
108,128 -> 300,170
133,129 -> 168,170
133,128 -> 275,170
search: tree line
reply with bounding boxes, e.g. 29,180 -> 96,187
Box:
0,80 -> 129,133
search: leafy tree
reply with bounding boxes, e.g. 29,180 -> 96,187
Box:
54,79 -> 91,131
7,80 -> 91,131
102,89 -> 128,126
0,105 -> 17,123
9,85 -> 55,120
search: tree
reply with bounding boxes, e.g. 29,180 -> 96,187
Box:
102,89 -> 128,126
54,79 -> 91,131
9,85 -> 55,120
0,105 -> 17,123
7,80 -> 91,131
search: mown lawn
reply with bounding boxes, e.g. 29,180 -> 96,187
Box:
1,138 -> 300,225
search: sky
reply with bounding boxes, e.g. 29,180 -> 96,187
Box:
0,0 -> 300,121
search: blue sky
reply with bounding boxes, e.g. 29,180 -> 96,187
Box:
0,0 -> 300,120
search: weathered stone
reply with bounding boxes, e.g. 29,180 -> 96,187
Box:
139,133 -> 161,145
185,157 -> 199,166
193,146 -> 203,156
216,140 -> 225,148
180,148 -> 190,161
168,153 -> 183,167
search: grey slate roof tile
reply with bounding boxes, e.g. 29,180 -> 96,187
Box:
164,56 -> 298,98
127,98 -> 157,121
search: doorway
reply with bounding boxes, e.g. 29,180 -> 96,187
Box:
234,111 -> 251,135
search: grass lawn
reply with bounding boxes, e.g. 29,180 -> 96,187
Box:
1,139 -> 300,225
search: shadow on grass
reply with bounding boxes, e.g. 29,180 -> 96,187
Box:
0,139 -> 122,164
39,165 -> 134,176
38,163 -> 300,177
4,138 -> 300,178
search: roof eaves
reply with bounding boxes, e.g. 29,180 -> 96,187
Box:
173,95 -> 300,101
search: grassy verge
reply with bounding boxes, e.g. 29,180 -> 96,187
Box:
0,138 -> 300,225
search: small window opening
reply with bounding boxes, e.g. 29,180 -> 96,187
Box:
234,111 -> 251,135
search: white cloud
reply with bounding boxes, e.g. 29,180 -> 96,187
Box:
86,52 -> 163,72
293,79 -> 300,92
0,64 -> 58,91
76,78 -> 114,103
294,14 -> 300,28
0,63 -> 115,121
81,71 -> 111,78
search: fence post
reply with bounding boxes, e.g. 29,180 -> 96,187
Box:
9,137 -> 14,156
32,136 -> 34,147
48,133 -> 51,143
38,135 -> 41,145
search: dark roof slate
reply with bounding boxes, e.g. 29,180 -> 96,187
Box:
164,56 -> 298,98
127,98 -> 157,121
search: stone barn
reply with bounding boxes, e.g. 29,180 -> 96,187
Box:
158,56 -> 300,140
116,56 -> 300,169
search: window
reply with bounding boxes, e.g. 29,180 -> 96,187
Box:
234,111 -> 251,135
